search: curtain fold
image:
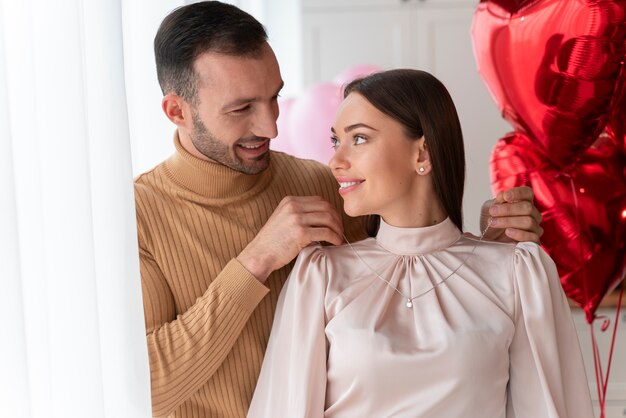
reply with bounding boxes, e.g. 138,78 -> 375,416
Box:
0,1 -> 151,417
0,4 -> 31,418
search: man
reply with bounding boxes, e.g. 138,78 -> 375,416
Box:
135,2 -> 543,417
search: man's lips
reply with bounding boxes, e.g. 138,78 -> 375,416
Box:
236,140 -> 270,157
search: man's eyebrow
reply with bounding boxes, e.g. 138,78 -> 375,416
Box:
222,81 -> 285,111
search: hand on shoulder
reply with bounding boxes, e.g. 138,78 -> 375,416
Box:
237,196 -> 344,282
480,186 -> 543,244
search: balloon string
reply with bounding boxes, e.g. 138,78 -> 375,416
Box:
590,276 -> 624,418
591,324 -> 604,415
602,283 -> 624,400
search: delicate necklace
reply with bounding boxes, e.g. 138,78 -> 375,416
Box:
343,219 -> 493,309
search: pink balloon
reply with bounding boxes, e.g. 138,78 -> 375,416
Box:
287,83 -> 343,164
271,97 -> 296,155
333,64 -> 383,87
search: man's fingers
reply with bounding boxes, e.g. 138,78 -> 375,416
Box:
489,199 -> 542,222
490,199 -> 533,216
278,196 -> 342,224
279,195 -> 329,204
279,195 -> 335,211
496,186 -> 534,204
484,187 -> 544,243
307,227 -> 344,246
504,228 -> 542,244
530,206 -> 542,225
298,212 -> 344,238
489,215 -> 543,236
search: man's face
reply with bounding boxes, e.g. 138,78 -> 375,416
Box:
188,43 -> 283,174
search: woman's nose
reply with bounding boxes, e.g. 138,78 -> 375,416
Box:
329,143 -> 348,170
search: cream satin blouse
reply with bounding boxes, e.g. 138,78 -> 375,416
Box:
248,218 -> 593,417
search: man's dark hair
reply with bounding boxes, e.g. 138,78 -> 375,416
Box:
154,1 -> 268,104
344,69 -> 466,235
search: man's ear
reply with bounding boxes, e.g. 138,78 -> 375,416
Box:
414,137 -> 432,175
162,93 -> 192,129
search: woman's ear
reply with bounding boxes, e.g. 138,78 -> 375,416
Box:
162,93 -> 192,129
415,137 -> 432,175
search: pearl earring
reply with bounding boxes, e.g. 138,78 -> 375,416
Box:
418,167 -> 425,173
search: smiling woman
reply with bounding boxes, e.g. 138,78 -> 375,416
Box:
247,69 -> 593,418
330,96 -> 445,228
0,1 -> 150,417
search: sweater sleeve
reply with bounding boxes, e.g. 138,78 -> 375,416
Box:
140,243 -> 269,417
247,245 -> 328,418
506,242 -> 593,417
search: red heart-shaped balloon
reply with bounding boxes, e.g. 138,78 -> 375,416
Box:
491,132 -> 626,322
473,0 -> 626,166
607,72 -> 626,154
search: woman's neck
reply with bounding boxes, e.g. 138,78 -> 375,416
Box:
381,202 -> 447,228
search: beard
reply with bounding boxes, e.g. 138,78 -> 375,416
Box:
190,110 -> 270,175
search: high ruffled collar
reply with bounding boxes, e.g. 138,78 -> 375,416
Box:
163,131 -> 272,201
375,217 -> 462,255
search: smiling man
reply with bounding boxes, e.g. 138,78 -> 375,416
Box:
134,2 -> 544,417
172,42 -> 283,175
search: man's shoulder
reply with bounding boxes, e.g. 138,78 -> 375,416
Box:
133,161 -> 171,200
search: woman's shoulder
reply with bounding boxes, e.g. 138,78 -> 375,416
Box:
286,239 -> 381,308
310,237 -> 383,288
457,234 -> 548,266
320,237 -> 381,269
451,237 -> 554,312
455,234 -> 554,279
510,241 -> 559,285
292,239 -> 378,278
456,233 -> 517,269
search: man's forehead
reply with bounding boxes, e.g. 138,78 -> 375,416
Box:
193,49 -> 282,100
194,45 -> 278,79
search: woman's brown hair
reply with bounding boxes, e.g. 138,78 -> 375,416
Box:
343,69 -> 466,235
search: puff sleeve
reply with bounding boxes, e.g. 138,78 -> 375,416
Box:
507,242 -> 593,417
247,245 -> 328,418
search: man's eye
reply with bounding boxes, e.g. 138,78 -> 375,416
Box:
232,105 -> 251,113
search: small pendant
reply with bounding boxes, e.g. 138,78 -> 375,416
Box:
406,299 -> 413,308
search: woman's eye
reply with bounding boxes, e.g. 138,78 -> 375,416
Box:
354,135 -> 367,145
330,136 -> 339,149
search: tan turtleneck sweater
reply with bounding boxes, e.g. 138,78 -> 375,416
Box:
134,135 -> 365,418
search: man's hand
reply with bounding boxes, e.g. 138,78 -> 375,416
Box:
237,196 -> 344,282
480,186 -> 543,244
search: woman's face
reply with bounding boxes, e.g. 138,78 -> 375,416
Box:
329,93 -> 426,223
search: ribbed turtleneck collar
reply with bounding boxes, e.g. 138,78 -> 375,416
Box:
375,217 -> 462,255
163,131 -> 272,201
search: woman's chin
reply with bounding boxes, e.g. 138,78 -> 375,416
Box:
343,205 -> 366,218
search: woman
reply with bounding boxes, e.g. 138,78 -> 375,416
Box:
247,69 -> 592,417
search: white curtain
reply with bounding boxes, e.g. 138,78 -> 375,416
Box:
0,1 -> 151,417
